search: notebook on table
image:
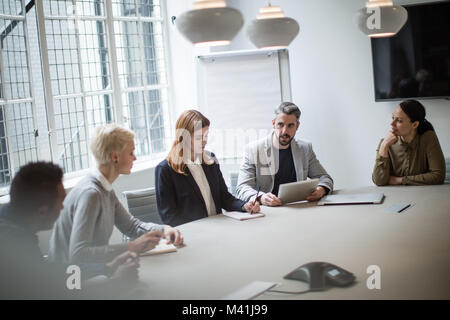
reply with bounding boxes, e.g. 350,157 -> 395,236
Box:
140,238 -> 177,256
317,193 -> 384,206
223,211 -> 265,221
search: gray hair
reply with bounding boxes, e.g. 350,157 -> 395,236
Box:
274,102 -> 301,120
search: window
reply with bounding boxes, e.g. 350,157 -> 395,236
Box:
0,0 -> 171,191
112,0 -> 169,157
0,0 -> 38,186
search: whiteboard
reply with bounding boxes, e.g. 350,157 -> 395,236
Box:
197,49 -> 292,160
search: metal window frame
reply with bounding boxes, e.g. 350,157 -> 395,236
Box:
35,0 -> 58,163
45,2 -> 112,173
110,0 -> 172,159
71,0 -> 91,171
0,0 -> 39,187
159,0 -> 174,154
0,0 -> 173,192
37,0 -> 120,176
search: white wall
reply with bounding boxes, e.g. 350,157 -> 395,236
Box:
120,0 -> 450,191
226,0 -> 450,188
165,0 -> 218,118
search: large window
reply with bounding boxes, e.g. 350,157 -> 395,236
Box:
0,0 -> 171,191
112,0 -> 168,157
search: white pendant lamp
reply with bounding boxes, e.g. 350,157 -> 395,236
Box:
355,0 -> 408,38
175,0 -> 243,47
246,1 -> 299,49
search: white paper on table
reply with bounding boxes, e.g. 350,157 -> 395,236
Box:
140,238 -> 177,256
222,211 -> 265,221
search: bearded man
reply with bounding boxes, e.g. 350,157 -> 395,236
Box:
236,102 -> 333,206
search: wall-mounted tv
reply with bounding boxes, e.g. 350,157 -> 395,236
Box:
371,1 -> 450,101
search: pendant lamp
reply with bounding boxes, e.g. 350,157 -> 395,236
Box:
175,0 -> 244,47
246,1 -> 299,49
355,0 -> 408,38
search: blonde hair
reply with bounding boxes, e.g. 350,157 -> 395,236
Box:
90,123 -> 135,165
167,110 -> 213,174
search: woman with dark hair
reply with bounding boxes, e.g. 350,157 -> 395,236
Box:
372,100 -> 445,186
155,110 -> 260,227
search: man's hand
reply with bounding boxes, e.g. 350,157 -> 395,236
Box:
260,193 -> 282,206
126,230 -> 162,253
306,186 -> 327,202
109,254 -> 140,284
105,251 -> 139,275
163,226 -> 184,246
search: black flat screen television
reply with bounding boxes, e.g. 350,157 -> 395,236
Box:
371,1 -> 450,101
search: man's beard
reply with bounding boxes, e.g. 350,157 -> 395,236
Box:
278,134 -> 292,146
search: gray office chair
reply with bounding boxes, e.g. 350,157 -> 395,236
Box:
229,172 -> 239,196
122,187 -> 163,242
445,157 -> 450,183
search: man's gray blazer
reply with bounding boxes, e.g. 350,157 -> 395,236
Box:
236,132 -> 334,202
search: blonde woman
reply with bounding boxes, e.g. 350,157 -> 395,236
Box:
155,110 -> 260,227
49,124 -> 183,264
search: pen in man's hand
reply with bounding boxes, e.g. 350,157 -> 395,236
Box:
251,187 -> 261,214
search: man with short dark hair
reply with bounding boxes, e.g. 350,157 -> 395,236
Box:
8,161 -> 66,231
0,162 -> 139,299
236,102 -> 333,206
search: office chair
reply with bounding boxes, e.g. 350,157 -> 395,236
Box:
445,157 -> 450,183
229,172 -> 239,196
122,187 -> 163,242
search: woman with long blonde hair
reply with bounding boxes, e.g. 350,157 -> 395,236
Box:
155,110 -> 260,226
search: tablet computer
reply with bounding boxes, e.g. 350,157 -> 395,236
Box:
278,179 -> 319,204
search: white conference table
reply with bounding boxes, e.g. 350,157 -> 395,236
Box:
134,184 -> 450,300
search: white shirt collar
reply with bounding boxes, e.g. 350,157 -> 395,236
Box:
187,151 -> 215,166
92,168 -> 113,191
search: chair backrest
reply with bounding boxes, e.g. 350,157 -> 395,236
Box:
445,157 -> 450,183
229,172 -> 239,196
122,187 -> 163,224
